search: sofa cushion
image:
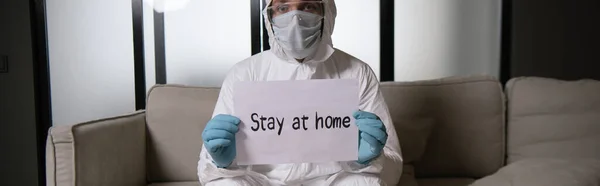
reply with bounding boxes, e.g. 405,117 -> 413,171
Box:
381,76 -> 505,178
470,159 -> 600,186
380,83 -> 434,164
146,85 -> 221,182
46,111 -> 147,186
148,182 -> 199,186
506,77 -> 600,163
417,178 -> 475,186
397,165 -> 419,186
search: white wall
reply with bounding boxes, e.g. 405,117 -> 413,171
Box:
46,0 -> 135,125
163,0 -> 251,87
395,0 -> 502,81
144,0 -> 157,92
332,0 -> 381,79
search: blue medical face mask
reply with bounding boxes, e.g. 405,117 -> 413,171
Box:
271,10 -> 324,60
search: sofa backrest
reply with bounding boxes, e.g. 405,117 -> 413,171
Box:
381,76 -> 505,178
506,77 -> 600,163
145,85 -> 220,182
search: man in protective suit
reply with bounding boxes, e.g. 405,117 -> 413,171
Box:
197,0 -> 403,185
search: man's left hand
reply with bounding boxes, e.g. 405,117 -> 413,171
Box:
353,110 -> 388,164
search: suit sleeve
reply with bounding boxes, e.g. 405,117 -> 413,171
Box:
197,65 -> 271,186
343,64 -> 404,186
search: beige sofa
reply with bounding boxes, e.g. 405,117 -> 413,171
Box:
45,76 -> 600,186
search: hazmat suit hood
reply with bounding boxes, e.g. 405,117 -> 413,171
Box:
263,0 -> 336,63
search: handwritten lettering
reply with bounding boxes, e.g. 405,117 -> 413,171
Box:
315,112 -> 352,130
251,113 -> 351,135
250,113 -> 284,135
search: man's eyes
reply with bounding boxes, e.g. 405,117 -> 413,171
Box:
303,4 -> 317,11
276,5 -> 289,12
274,3 -> 321,13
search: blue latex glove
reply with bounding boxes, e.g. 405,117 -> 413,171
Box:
202,114 -> 240,168
353,110 -> 388,164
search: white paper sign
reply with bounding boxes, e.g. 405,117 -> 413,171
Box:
233,79 -> 359,165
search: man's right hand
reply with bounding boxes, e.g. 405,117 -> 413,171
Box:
202,114 -> 240,168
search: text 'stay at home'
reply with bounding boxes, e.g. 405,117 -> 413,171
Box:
249,112 -> 353,135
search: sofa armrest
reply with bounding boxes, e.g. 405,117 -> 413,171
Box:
46,111 -> 147,186
470,159 -> 600,186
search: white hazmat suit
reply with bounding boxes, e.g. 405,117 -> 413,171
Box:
197,0 -> 403,185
